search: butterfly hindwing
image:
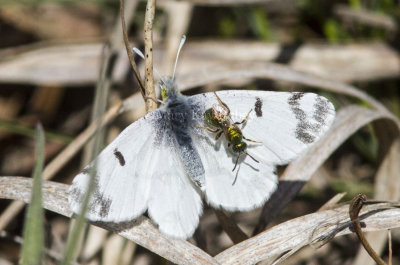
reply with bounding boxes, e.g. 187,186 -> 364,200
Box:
68,108 -> 202,238
192,130 -> 277,211
187,90 -> 335,211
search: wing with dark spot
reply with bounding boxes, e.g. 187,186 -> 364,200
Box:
113,148 -> 126,166
68,107 -> 203,239
188,90 -> 335,166
255,97 -> 263,117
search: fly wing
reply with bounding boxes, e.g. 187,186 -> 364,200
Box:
187,90 -> 335,211
68,108 -> 202,239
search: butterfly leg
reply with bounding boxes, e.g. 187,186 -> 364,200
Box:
144,96 -> 165,105
214,92 -> 231,115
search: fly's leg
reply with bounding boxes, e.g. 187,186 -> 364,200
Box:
215,130 -> 224,140
214,92 -> 231,115
232,153 -> 241,172
235,109 -> 252,127
243,135 -> 262,144
195,125 -> 219,133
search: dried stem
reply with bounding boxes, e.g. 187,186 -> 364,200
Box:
214,209 -> 248,244
120,0 -> 146,97
349,193 -> 387,265
143,0 -> 157,112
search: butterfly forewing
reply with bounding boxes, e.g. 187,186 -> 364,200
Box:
68,108 -> 202,238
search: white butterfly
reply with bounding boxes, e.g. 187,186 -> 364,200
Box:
68,37 -> 336,239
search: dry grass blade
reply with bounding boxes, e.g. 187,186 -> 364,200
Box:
214,202 -> 400,265
1,41 -> 398,85
159,0 -> 279,5
254,105 -> 400,233
270,192 -> 348,265
334,4 -> 397,31
318,193 -> 347,211
1,177 -> 399,265
178,41 -> 400,83
0,177 -> 219,265
0,43 -> 109,85
176,61 -> 393,113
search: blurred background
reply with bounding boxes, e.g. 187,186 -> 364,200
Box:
0,0 -> 399,264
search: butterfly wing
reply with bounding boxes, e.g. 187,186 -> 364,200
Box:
68,108 -> 202,239
192,132 -> 277,211
188,90 -> 335,211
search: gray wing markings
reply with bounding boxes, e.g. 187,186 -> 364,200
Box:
288,93 -> 330,144
152,97 -> 206,188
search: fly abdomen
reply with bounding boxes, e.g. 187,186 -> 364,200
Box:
226,126 -> 243,145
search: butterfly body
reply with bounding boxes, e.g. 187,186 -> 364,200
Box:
160,80 -> 205,188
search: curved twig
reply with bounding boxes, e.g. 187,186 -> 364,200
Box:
120,0 -> 146,97
349,194 -> 387,265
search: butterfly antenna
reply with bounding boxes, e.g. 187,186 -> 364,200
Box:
172,35 -> 186,80
232,154 -> 241,172
245,152 -> 259,163
132,47 -> 163,81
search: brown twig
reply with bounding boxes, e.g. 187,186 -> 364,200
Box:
388,230 -> 392,265
349,193 -> 387,265
214,209 -> 248,244
143,0 -> 157,112
120,0 -> 146,97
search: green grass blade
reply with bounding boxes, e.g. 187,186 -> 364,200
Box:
0,119 -> 73,144
61,44 -> 110,265
19,123 -> 45,265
